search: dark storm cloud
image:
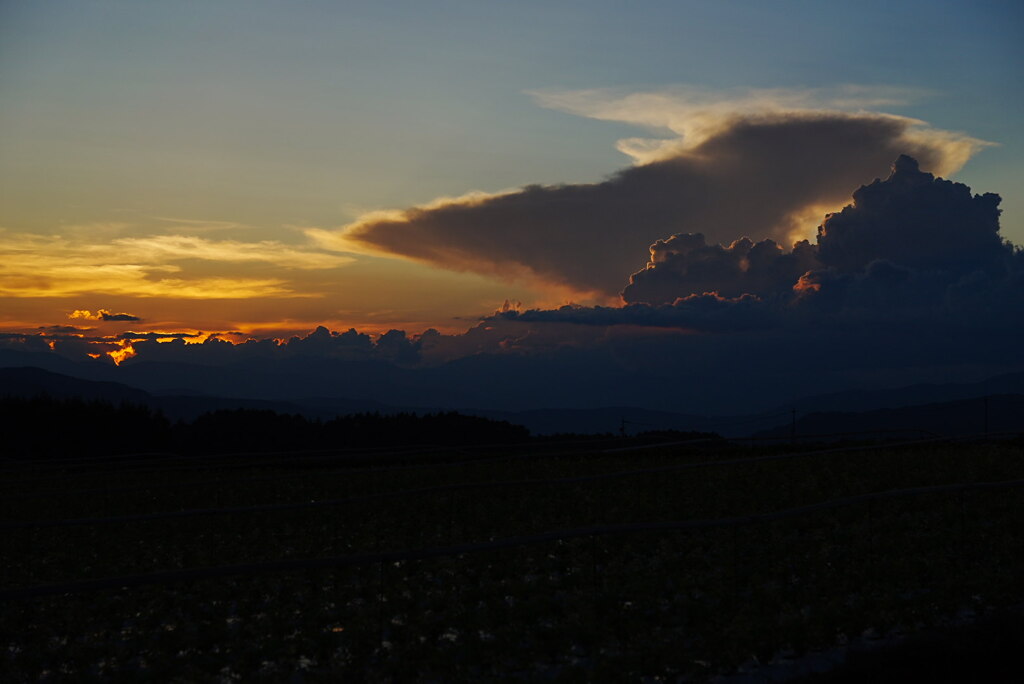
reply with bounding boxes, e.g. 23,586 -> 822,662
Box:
431,154 -> 1022,412
5,157 -> 1021,416
101,311 -> 142,322
119,331 -> 203,340
375,329 -> 421,363
815,156 -> 1007,273
344,113 -> 976,296
622,234 -> 819,305
113,326 -> 430,367
0,333 -> 47,344
792,156 -> 1019,318
284,326 -> 374,357
500,294 -> 773,332
2,331 -> 107,344
38,325 -> 96,334
623,155 -> 1019,313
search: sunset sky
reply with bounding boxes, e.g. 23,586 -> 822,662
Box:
2,0 -> 1022,351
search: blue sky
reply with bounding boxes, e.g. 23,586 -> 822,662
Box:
1,0 -> 1021,335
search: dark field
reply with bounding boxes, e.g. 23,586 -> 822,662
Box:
3,433 -> 1024,681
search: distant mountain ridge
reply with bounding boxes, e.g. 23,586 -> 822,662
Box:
4,361 -> 1022,438
0,366 -> 353,422
754,394 -> 1024,440
0,364 -> 756,434
785,372 -> 1024,414
461,406 -> 782,437
0,365 -> 151,404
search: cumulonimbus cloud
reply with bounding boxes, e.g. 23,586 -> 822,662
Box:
9,156 -> 1020,415
537,156 -> 1021,323
622,234 -> 820,305
337,95 -> 987,298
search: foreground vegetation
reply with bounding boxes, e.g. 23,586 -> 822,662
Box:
2,401 -> 1023,681
0,396 -> 531,457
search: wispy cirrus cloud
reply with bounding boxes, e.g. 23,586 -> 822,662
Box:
527,84 -> 984,166
150,216 -> 250,233
109,235 -> 352,269
0,229 -> 353,298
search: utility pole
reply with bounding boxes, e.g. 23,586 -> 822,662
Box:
790,407 -> 796,445
983,395 -> 989,439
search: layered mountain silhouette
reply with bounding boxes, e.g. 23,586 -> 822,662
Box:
0,365 -> 353,422
754,394 -> 1024,441
4,362 -> 1021,438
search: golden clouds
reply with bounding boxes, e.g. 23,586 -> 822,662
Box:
111,235 -> 352,269
69,310 -> 103,320
69,309 -> 140,321
107,341 -> 136,365
302,226 -> 392,257
0,229 -> 353,299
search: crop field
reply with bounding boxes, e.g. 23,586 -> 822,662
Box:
3,436 -> 1024,681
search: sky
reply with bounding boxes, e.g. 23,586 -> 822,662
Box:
1,1 -> 1023,405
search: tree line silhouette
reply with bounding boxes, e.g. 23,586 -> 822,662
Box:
1,395 -> 530,458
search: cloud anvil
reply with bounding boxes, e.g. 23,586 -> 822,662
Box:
341,114 -> 984,298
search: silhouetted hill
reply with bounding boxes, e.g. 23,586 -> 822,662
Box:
104,351 -> 757,413
2,393 -> 530,458
463,406 -> 784,437
754,394 -> 1024,441
787,371 -> 1024,414
5,351 -> 1023,437
115,356 -> 433,405
0,365 -> 766,436
0,366 -> 375,422
0,349 -> 115,380
0,365 -> 150,403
